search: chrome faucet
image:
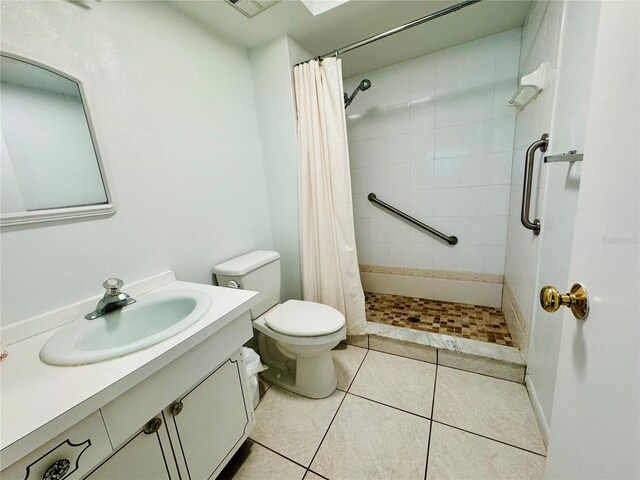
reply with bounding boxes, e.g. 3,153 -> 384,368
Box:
85,278 -> 136,320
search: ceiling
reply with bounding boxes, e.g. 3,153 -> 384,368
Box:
171,0 -> 532,77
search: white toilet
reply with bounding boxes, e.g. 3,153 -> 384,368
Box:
213,250 -> 346,399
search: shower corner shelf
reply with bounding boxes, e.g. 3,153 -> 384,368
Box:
507,62 -> 549,109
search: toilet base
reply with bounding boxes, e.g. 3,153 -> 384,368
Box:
257,333 -> 339,399
259,362 -> 338,399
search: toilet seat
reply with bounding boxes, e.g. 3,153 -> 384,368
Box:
265,300 -> 345,337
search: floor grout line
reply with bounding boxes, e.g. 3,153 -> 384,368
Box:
247,438 -> 310,470
430,420 -> 547,457
367,345 -> 437,365
304,349 -> 371,476
345,348 -> 369,391
435,362 -> 527,384
344,391 -> 432,420
424,360 -> 439,480
337,342 -> 368,352
258,381 -> 273,399
304,469 -> 330,480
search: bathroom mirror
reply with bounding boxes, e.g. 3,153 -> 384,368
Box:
0,49 -> 116,226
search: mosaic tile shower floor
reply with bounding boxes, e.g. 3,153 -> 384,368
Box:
365,291 -> 514,347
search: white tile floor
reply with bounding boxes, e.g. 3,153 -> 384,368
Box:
219,344 -> 546,480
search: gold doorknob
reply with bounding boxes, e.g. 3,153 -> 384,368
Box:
540,283 -> 589,320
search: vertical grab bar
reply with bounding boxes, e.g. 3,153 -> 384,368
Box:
521,133 -> 549,235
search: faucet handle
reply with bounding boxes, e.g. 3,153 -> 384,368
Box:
103,278 -> 124,295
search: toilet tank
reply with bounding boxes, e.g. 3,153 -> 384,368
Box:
213,250 -> 281,319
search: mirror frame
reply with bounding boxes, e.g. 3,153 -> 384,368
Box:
0,43 -> 117,227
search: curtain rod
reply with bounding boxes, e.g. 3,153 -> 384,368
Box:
298,0 -> 482,65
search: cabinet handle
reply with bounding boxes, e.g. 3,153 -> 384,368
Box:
42,458 -> 71,480
143,417 -> 163,435
171,401 -> 183,416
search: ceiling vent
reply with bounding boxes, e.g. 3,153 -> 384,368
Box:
225,0 -> 280,18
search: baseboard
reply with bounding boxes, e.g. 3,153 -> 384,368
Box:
525,373 -> 550,447
359,267 -> 502,308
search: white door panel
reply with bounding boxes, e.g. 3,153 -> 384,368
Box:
544,1 -> 640,478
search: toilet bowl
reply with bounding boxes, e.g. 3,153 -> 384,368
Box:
213,250 -> 346,399
254,300 -> 346,398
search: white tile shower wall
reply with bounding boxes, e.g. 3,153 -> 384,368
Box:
346,29 -> 521,276
504,0 -> 564,342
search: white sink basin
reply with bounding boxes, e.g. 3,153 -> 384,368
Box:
40,289 -> 212,366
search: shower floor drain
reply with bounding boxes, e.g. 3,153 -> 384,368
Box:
407,316 -> 421,323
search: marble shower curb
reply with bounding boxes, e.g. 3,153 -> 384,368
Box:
343,322 -> 526,383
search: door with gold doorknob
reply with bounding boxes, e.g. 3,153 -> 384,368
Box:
543,3 -> 639,477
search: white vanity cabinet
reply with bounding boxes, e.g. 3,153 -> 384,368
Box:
2,305 -> 256,480
89,349 -> 253,480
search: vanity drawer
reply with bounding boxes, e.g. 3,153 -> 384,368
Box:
1,411 -> 112,480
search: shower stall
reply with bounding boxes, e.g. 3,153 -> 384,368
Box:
333,0 -> 541,380
345,28 -> 520,352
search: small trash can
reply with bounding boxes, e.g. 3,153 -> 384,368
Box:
243,347 -> 268,409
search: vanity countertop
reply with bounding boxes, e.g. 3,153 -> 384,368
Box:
0,276 -> 258,468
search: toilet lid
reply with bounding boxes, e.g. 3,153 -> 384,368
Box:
265,300 -> 345,337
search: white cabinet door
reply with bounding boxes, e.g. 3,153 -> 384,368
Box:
1,412 -> 112,480
166,352 -> 253,479
86,417 -> 179,480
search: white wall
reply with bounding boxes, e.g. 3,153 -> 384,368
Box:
504,2 -> 563,344
0,1 -> 273,326
345,29 -> 520,276
249,35 -> 311,301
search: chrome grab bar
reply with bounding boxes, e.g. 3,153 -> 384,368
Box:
367,193 -> 458,245
521,133 -> 548,235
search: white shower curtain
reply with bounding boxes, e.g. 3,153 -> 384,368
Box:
293,57 -> 366,336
